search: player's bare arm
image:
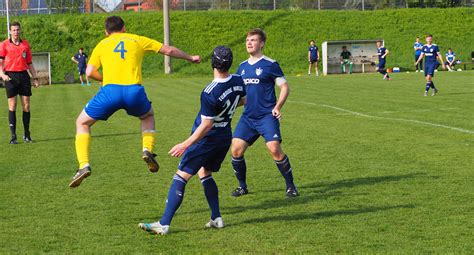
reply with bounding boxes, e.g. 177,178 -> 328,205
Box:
71,56 -> 79,64
437,53 -> 446,70
0,59 -> 10,81
415,53 -> 424,65
159,45 -> 201,63
28,63 -> 39,87
273,82 -> 290,120
86,64 -> 103,81
238,96 -> 246,106
169,118 -> 214,157
382,49 -> 389,58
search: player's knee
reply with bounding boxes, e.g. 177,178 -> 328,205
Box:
231,145 -> 244,158
267,144 -> 284,160
22,103 -> 30,112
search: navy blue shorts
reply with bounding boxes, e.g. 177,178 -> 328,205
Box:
85,84 -> 152,120
178,138 -> 231,175
233,114 -> 281,145
310,58 -> 318,64
415,54 -> 421,62
78,66 -> 86,75
378,59 -> 386,69
424,62 -> 439,77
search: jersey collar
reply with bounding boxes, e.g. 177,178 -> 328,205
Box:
247,55 -> 265,65
213,75 -> 232,83
9,38 -> 22,45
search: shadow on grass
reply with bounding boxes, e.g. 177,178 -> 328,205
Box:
34,132 -> 139,143
231,204 -> 416,226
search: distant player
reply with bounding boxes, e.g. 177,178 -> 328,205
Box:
69,16 -> 200,188
0,21 -> 39,144
414,37 -> 423,72
231,28 -> 299,198
340,46 -> 353,74
376,41 -> 391,80
415,34 -> 445,97
308,40 -> 319,76
138,46 -> 246,235
71,48 -> 90,86
445,48 -> 456,72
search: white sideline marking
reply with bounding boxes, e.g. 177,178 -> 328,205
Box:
288,100 -> 474,135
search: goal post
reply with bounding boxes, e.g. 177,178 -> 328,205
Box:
322,39 -> 383,75
32,52 -> 51,85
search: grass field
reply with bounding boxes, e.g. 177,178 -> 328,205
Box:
0,71 -> 473,253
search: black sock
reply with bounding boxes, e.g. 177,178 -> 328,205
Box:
430,81 -> 436,89
8,111 -> 16,137
23,111 -> 30,137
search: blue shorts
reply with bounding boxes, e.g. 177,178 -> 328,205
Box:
78,66 -> 86,75
378,59 -> 386,69
178,138 -> 231,175
415,54 -> 421,62
85,84 -> 152,121
233,114 -> 281,145
424,62 -> 439,77
310,58 -> 318,63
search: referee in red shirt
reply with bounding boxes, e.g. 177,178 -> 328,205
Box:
0,21 -> 39,144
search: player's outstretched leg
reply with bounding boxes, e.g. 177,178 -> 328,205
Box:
231,138 -> 249,197
140,110 -> 159,173
139,173 -> 189,235
199,169 -> 224,229
267,141 -> 299,197
70,110 -> 95,188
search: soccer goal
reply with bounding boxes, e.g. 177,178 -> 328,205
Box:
322,40 -> 382,75
32,52 -> 51,85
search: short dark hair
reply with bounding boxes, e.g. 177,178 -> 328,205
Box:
448,48 -> 452,50
79,47 -> 84,51
377,40 -> 383,43
105,16 -> 125,34
426,34 -> 433,38
247,28 -> 266,43
10,21 -> 21,29
342,46 -> 347,49
211,46 -> 233,72
310,40 -> 315,43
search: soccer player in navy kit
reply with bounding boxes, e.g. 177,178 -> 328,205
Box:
376,41 -> 391,80
139,46 -> 246,235
71,48 -> 90,86
308,40 -> 319,76
445,48 -> 456,72
231,28 -> 299,198
415,35 -> 445,96
414,37 -> 423,72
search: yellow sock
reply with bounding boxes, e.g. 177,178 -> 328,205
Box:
75,133 -> 91,169
142,131 -> 155,152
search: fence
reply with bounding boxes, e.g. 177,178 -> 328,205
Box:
0,0 -> 472,16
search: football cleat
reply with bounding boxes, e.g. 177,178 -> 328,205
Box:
138,222 -> 169,235
69,166 -> 91,188
9,135 -> 18,144
424,91 -> 428,97
286,187 -> 300,198
231,186 -> 249,197
432,88 -> 438,96
205,217 -> 224,229
23,135 -> 33,143
142,150 -> 159,173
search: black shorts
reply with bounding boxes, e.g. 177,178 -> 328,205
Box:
78,66 -> 86,75
310,58 -> 318,64
5,71 -> 32,98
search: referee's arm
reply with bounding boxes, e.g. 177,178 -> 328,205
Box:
28,63 -> 39,87
0,59 -> 10,81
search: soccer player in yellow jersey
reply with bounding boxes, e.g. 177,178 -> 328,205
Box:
69,16 -> 200,188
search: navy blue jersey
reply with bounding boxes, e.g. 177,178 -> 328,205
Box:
422,44 -> 440,64
377,47 -> 387,62
445,52 -> 455,62
74,53 -> 88,68
237,56 -> 286,119
414,42 -> 423,55
309,45 -> 318,59
191,75 -> 246,138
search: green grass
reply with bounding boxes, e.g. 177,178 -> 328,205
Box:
0,71 -> 473,253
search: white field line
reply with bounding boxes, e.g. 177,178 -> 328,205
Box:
288,100 -> 474,135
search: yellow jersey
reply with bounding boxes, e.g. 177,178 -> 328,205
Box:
88,33 -> 163,86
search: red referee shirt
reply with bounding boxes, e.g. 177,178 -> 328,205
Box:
0,38 -> 33,72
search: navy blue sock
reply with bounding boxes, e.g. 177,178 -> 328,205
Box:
430,81 -> 436,89
8,110 -> 16,136
275,155 -> 295,189
379,69 -> 387,75
232,156 -> 247,188
201,175 -> 220,220
425,82 -> 431,92
160,174 -> 187,226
